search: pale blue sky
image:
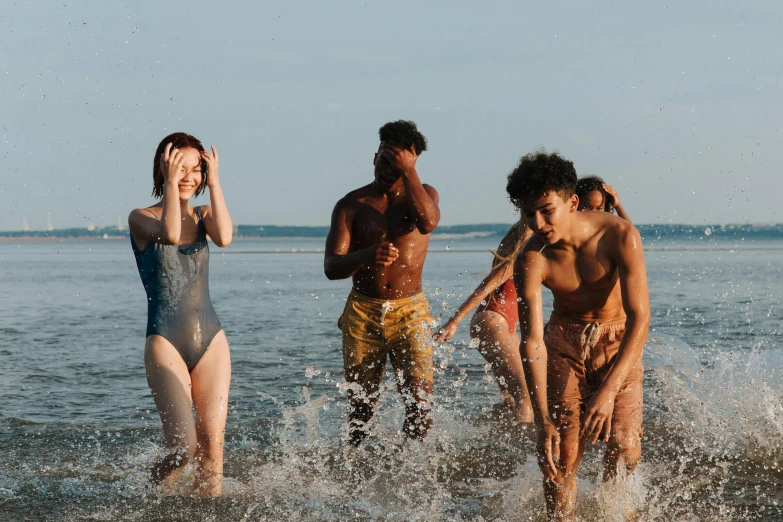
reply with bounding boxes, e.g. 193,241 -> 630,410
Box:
2,0 -> 782,230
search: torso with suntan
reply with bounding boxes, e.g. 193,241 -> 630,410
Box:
341,184 -> 431,300
527,212 -> 630,323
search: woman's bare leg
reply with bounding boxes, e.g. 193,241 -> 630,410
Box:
190,330 -> 231,497
471,311 -> 533,422
144,335 -> 197,487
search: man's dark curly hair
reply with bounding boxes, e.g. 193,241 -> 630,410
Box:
379,120 -> 428,155
506,150 -> 577,210
576,175 -> 613,213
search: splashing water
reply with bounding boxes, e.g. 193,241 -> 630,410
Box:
1,239 -> 782,520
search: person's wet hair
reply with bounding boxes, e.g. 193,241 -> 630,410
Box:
575,175 -> 613,213
379,120 -> 428,155
506,150 -> 577,210
152,132 -> 208,199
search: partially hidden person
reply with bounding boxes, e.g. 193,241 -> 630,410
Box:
434,221 -> 534,422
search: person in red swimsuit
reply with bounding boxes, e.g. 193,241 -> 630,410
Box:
434,221 -> 533,421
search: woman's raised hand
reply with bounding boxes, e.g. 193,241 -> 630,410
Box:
161,143 -> 187,185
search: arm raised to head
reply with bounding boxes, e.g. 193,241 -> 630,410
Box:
381,145 -> 441,234
200,146 -> 233,247
128,143 -> 186,247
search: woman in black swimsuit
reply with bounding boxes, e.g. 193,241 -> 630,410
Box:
128,132 -> 233,496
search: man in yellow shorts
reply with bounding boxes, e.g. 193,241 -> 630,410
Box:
324,120 -> 440,445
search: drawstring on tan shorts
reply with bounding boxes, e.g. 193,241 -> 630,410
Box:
580,322 -> 601,360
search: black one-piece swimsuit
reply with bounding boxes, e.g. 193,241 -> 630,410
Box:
131,206 -> 222,371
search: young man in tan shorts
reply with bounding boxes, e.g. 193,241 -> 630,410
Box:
324,120 -> 440,445
508,151 -> 650,520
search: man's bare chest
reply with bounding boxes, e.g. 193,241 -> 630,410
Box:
351,203 -> 416,243
543,250 -> 618,293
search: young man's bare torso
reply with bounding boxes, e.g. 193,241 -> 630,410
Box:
509,152 -> 649,521
328,182 -> 436,299
532,212 -> 627,323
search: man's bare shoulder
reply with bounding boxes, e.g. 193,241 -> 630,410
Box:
600,211 -> 637,243
613,216 -> 643,251
579,210 -> 632,238
521,232 -> 546,256
335,184 -> 375,209
517,233 -> 548,271
581,211 -> 641,255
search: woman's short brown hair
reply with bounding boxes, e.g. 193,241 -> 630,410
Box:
152,132 -> 208,198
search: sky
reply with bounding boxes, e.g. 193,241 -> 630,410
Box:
2,0 -> 783,230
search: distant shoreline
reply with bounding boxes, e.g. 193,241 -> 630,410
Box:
1,223 -> 780,242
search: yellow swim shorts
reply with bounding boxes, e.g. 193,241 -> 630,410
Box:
338,290 -> 435,397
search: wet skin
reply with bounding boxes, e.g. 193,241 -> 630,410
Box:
324,143 -> 440,299
324,142 -> 440,443
514,191 -> 649,521
128,143 -> 233,496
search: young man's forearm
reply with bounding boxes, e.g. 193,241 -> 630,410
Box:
401,170 -> 439,234
521,337 -> 552,426
324,248 -> 373,280
158,182 -> 182,244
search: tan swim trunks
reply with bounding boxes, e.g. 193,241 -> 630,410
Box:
339,290 -> 435,397
544,313 -> 644,437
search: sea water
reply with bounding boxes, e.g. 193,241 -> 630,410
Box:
0,235 -> 781,521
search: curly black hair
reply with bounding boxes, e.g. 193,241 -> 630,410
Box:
506,150 -> 577,210
576,175 -> 613,213
378,120 -> 428,155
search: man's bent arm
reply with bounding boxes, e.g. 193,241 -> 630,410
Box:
402,171 -> 440,234
324,200 -> 372,280
514,250 -> 551,426
600,226 -> 650,394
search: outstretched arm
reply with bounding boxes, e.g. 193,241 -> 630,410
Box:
323,199 -> 398,280
128,143 -> 186,247
580,225 -> 649,444
200,146 -> 233,247
434,261 -> 512,342
383,145 -> 440,234
516,248 -> 560,480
